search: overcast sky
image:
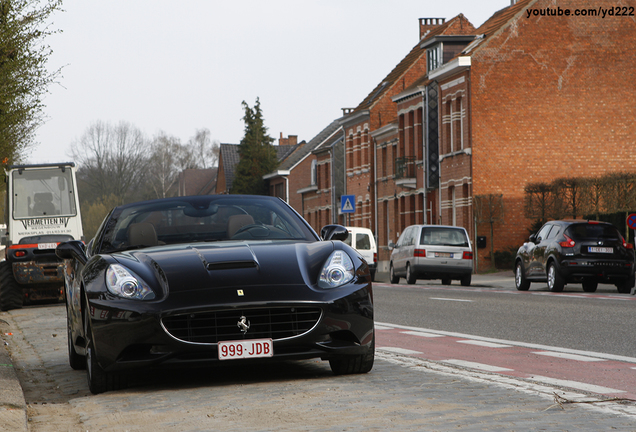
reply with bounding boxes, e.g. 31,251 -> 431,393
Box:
28,0 -> 513,165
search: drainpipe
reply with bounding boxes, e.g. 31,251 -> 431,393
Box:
374,136 -> 378,241
422,89 -> 427,224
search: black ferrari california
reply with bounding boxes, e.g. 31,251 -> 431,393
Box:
56,195 -> 374,394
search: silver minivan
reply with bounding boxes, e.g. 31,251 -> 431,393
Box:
389,225 -> 473,286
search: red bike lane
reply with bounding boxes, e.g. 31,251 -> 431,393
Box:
376,322 -> 636,400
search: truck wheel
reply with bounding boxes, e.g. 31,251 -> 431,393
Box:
0,261 -> 23,311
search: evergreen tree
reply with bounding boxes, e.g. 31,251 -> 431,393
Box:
232,98 -> 278,195
0,0 -> 62,163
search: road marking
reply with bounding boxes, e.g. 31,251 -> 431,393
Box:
375,321 -> 636,364
401,330 -> 445,338
430,297 -> 473,302
378,347 -> 422,355
530,375 -> 625,394
442,359 -> 513,372
457,340 -> 512,348
533,351 -> 606,362
374,325 -> 394,331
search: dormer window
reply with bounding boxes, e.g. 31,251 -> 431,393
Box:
427,44 -> 443,72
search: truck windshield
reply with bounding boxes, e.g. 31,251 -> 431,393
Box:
12,167 -> 77,219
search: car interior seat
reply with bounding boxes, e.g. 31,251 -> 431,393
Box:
127,222 -> 159,247
227,214 -> 255,238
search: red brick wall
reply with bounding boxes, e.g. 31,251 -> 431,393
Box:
469,0 -> 636,264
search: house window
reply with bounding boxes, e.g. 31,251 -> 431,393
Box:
427,44 -> 443,72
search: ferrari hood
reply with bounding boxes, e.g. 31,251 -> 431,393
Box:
113,240 -> 337,293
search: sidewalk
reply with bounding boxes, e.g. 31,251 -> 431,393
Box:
374,270 -> 516,289
0,316 -> 26,432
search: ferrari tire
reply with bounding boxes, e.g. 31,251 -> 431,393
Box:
460,274 -> 472,287
547,262 -> 564,292
0,261 -> 23,311
85,309 -> 125,394
582,281 -> 598,293
67,309 -> 85,370
515,261 -> 530,291
329,337 -> 374,375
389,263 -> 399,284
441,278 -> 452,285
405,264 -> 416,285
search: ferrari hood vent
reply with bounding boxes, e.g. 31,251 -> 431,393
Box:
206,260 -> 258,271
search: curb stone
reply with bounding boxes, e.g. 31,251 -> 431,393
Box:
0,314 -> 27,432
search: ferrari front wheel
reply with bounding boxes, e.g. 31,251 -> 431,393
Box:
329,337 -> 375,375
84,304 -> 126,394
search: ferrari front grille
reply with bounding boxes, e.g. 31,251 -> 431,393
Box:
162,307 -> 322,344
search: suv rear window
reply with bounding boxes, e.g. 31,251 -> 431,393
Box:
420,227 -> 469,247
566,223 -> 621,241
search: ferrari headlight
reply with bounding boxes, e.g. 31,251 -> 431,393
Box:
319,250 -> 355,288
106,264 -> 155,300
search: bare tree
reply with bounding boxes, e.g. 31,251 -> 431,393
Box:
70,121 -> 149,205
187,128 -> 219,168
552,177 -> 585,219
523,182 -> 553,223
147,132 -> 182,199
474,194 -> 504,270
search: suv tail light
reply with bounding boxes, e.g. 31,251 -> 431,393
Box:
559,234 -> 576,248
414,249 -> 426,257
373,252 -> 378,263
462,251 -> 473,260
622,237 -> 633,249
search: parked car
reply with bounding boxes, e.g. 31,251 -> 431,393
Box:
56,195 -> 374,394
389,225 -> 473,286
344,227 -> 377,281
514,220 -> 635,293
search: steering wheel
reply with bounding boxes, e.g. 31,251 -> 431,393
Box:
232,224 -> 271,237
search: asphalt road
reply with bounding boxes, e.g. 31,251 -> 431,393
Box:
2,273 -> 636,431
372,280 -> 636,357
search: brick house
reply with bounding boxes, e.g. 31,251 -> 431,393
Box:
344,15 -> 475,270
343,16 -> 475,236
261,0 -> 636,273
426,0 -> 636,269
295,119 -> 346,231
176,168 -> 217,196
216,139 -> 299,195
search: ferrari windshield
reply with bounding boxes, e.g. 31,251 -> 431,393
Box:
97,195 -> 317,253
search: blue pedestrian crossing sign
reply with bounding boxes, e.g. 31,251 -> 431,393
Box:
341,195 -> 355,213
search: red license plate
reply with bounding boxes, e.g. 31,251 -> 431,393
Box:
218,338 -> 273,360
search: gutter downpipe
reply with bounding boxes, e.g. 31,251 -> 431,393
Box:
422,89 -> 427,224
374,135 -> 378,243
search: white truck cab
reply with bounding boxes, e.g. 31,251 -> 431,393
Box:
0,163 -> 83,310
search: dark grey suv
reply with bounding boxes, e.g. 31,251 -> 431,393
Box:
515,220 -> 635,293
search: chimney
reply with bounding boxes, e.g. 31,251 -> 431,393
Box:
419,17 -> 446,39
278,133 -> 297,146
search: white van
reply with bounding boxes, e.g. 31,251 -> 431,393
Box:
344,227 -> 377,281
